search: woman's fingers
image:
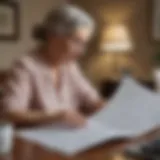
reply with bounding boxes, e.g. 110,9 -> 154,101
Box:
63,110 -> 87,127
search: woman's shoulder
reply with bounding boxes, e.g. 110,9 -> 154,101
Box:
11,53 -> 40,73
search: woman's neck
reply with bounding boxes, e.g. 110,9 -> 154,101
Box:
38,46 -> 65,69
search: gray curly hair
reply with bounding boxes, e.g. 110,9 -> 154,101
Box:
33,4 -> 95,41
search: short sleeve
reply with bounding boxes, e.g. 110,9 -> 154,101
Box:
2,60 -> 32,112
70,63 -> 101,107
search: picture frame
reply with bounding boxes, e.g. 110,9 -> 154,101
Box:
0,1 -> 20,41
152,0 -> 160,42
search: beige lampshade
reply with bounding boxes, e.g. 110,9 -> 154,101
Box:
101,24 -> 133,53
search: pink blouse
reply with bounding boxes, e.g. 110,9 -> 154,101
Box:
2,53 -> 100,114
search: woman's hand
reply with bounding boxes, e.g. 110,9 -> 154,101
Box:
61,109 -> 86,128
81,99 -> 105,116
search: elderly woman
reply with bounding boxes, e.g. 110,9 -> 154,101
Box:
2,5 -> 104,127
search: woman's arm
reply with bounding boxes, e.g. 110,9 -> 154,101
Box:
80,99 -> 105,116
5,109 -> 65,126
70,63 -> 105,115
5,108 -> 86,127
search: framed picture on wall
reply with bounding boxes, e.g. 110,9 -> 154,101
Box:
0,1 -> 20,41
152,0 -> 160,42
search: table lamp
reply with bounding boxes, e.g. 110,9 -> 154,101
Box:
100,24 -> 133,80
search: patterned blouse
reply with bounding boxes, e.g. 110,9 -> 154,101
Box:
1,53 -> 100,114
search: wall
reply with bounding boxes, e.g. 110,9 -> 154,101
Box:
73,0 -> 154,87
0,0 -> 62,69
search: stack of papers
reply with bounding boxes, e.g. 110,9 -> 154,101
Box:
17,77 -> 160,156
92,77 -> 160,136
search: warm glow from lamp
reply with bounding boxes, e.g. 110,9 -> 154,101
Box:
101,24 -> 133,53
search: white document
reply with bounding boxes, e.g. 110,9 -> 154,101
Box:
17,121 -> 119,155
91,77 -> 160,136
17,77 -> 160,156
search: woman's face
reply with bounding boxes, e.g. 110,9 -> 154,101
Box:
47,28 -> 92,61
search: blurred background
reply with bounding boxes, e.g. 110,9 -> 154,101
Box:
0,0 -> 159,98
